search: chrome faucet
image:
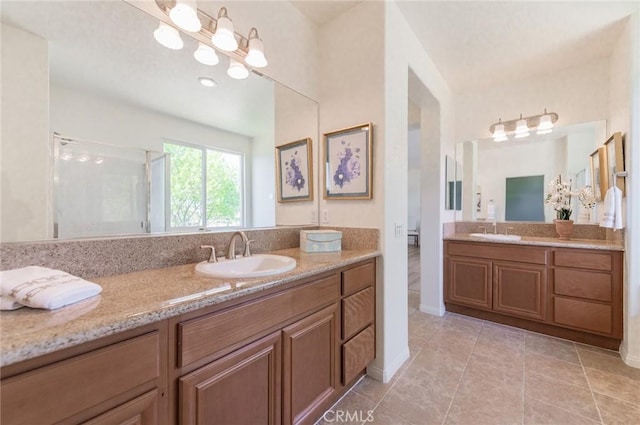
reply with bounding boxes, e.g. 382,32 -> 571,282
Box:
226,231 -> 253,260
492,222 -> 498,234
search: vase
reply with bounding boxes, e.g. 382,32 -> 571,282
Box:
554,219 -> 574,240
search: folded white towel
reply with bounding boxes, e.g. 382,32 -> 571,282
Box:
0,296 -> 24,311
0,266 -> 102,310
600,186 -> 623,230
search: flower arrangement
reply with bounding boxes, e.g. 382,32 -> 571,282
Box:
544,175 -> 596,220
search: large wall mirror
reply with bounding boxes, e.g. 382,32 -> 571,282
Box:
455,120 -> 606,223
0,0 -> 318,242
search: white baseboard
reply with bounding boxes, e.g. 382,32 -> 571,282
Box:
620,343 -> 640,368
419,303 -> 445,316
367,346 -> 410,383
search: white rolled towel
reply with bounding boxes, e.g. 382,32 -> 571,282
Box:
0,266 -> 102,310
0,296 -> 24,311
599,186 -> 623,230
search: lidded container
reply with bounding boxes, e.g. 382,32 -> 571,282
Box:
300,230 -> 342,253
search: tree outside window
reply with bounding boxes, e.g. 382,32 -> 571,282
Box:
164,142 -> 242,229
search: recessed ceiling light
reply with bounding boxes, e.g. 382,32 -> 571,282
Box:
198,77 -> 217,88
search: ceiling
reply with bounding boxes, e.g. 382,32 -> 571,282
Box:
293,1 -> 636,93
396,1 -> 637,93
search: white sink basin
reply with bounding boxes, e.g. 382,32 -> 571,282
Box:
469,233 -> 522,242
195,254 -> 297,278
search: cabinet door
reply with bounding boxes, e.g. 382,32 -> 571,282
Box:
493,262 -> 547,321
179,331 -> 281,425
282,303 -> 338,425
446,257 -> 492,310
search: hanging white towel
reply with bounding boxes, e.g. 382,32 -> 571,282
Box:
0,296 -> 24,311
599,186 -> 623,230
0,266 -> 102,310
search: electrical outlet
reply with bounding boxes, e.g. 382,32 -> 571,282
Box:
322,209 -> 329,224
394,223 -> 404,238
311,210 -> 318,224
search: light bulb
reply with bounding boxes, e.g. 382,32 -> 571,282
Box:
153,22 -> 183,50
514,118 -> 529,138
245,32 -> 267,68
169,0 -> 201,32
194,42 -> 219,66
227,58 -> 249,79
211,9 -> 238,52
198,77 -> 217,87
492,123 -> 507,142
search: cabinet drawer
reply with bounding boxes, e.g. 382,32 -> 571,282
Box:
1,332 -> 160,425
342,261 -> 375,296
342,287 -> 374,340
554,250 -> 612,271
447,242 -> 547,265
342,325 -> 375,384
554,269 -> 612,302
179,274 -> 339,367
553,297 -> 612,335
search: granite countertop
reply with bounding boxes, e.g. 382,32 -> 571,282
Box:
445,233 -> 624,251
0,248 -> 380,368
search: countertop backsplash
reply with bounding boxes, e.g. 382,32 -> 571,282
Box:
452,221 -> 624,242
0,226 -> 379,279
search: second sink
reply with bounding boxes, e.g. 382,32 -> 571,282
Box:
469,233 -> 522,241
195,254 -> 297,278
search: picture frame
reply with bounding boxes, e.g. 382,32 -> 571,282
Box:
323,123 -> 373,200
589,147 -> 608,201
275,138 -> 313,202
603,132 -> 625,196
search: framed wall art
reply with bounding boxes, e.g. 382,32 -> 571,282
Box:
323,123 -> 373,200
604,132 -> 625,196
589,147 -> 608,201
275,138 -> 313,202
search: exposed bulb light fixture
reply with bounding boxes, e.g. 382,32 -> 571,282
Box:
227,58 -> 249,79
194,42 -> 219,66
489,109 -> 558,141
169,0 -> 201,32
492,119 -> 507,142
153,22 -> 183,50
211,7 -> 238,52
244,28 -> 268,68
514,114 -> 530,139
198,76 -> 217,87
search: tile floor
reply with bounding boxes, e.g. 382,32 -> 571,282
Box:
319,245 -> 640,425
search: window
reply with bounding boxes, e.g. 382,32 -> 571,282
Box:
164,141 -> 243,229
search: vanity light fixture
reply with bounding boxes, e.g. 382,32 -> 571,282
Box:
198,76 -> 217,87
492,119 -> 507,142
227,58 -> 249,79
153,22 -> 184,50
244,28 -> 268,68
169,0 -> 201,32
194,42 -> 219,66
514,115 -> 530,139
536,109 -> 554,135
489,109 -> 559,141
211,7 -> 238,52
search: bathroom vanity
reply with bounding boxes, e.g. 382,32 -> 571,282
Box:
0,249 -> 378,425
444,237 -> 623,349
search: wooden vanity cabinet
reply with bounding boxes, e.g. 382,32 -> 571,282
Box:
0,323 -> 168,425
173,258 -> 377,425
444,240 -> 623,349
0,257 -> 377,425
